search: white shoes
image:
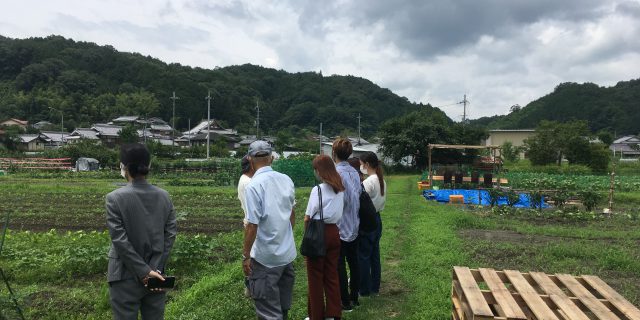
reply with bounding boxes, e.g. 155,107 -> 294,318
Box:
304,317 -> 335,320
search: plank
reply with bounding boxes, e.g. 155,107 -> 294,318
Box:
454,266 -> 494,318
582,275 -> 640,320
555,273 -> 620,320
529,272 -> 590,320
504,270 -> 559,320
478,268 -> 527,319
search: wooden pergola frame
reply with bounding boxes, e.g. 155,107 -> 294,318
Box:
427,144 -> 502,188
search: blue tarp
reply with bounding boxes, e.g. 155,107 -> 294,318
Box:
422,189 -> 549,208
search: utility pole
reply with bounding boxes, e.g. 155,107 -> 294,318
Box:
188,118 -> 191,147
48,107 -> 64,147
357,113 -> 362,145
206,91 -> 212,159
462,94 -> 468,128
170,91 -> 179,147
319,122 -> 323,155
255,98 -> 261,140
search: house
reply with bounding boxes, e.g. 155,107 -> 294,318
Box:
182,120 -> 241,149
180,132 -> 239,149
321,142 -> 385,161
67,128 -> 100,143
150,124 -> 173,137
92,124 -> 124,147
17,134 -> 47,151
111,116 -> 141,125
40,131 -> 69,148
483,129 -> 536,159
32,121 -> 54,130
1,119 -> 28,130
330,136 -> 370,146
611,136 -> 640,159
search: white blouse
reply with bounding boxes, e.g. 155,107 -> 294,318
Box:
363,174 -> 386,212
305,183 -> 344,224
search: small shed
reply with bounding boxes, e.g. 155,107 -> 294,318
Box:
76,157 -> 100,171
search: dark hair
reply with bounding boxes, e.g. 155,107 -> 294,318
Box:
120,143 -> 151,178
332,138 -> 353,161
313,155 -> 345,193
360,151 -> 384,196
241,155 -> 251,174
347,157 -> 364,181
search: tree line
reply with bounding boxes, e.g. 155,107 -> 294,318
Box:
0,35 -> 443,138
472,80 -> 640,136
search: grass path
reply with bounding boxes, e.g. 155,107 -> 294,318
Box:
165,175 -> 469,319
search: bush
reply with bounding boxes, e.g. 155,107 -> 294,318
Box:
272,158 -> 316,187
41,139 -> 119,168
578,189 -> 604,211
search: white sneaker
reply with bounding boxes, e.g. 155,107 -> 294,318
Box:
304,317 -> 310,320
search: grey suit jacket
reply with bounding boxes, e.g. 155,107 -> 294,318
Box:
106,179 -> 177,282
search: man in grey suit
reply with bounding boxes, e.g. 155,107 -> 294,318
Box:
106,143 -> 177,320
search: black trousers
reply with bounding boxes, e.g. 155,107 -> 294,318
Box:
337,237 -> 359,306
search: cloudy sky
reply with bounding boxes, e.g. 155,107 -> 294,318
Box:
1,0 -> 639,120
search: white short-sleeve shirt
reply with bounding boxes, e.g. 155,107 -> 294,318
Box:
305,183 -> 344,224
237,174 -> 252,217
244,166 -> 297,268
363,174 -> 386,212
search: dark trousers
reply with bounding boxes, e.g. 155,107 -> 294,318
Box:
359,212 -> 382,295
109,278 -> 166,320
338,236 -> 359,306
306,224 -> 342,320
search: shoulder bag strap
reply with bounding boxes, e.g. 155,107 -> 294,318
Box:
318,184 -> 323,221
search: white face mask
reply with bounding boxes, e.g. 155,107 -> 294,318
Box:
360,165 -> 368,175
120,163 -> 127,179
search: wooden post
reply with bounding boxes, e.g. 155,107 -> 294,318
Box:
428,145 -> 433,188
607,162 -> 616,216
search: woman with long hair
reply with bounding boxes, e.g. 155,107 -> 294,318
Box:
304,155 -> 345,320
358,151 -> 386,297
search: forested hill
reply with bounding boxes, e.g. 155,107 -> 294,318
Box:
0,35 -> 445,136
471,80 -> 640,135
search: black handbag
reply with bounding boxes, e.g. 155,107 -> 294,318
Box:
358,184 -> 378,233
300,185 -> 326,257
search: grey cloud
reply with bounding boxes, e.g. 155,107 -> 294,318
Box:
51,14 -> 209,50
293,0 -> 609,59
616,1 -> 640,17
186,0 -> 251,20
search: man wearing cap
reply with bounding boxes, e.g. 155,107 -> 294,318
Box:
242,140 -> 297,320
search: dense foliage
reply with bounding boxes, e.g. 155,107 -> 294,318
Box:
472,80 -> 640,135
0,35 -> 445,136
378,108 -> 487,168
524,120 -> 610,173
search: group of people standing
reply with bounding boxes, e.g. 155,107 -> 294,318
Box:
238,138 -> 387,320
103,137 -> 386,320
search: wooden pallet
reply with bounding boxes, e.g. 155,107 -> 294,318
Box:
452,266 -> 640,320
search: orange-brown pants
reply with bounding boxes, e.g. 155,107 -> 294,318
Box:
306,224 -> 342,320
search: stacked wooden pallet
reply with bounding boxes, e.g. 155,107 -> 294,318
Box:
452,266 -> 640,320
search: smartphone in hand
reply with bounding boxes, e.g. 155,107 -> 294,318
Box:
147,276 -> 176,289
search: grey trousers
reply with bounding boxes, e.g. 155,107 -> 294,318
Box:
109,278 -> 166,320
249,259 -> 295,320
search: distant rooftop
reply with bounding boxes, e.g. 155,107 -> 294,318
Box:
488,129 -> 535,132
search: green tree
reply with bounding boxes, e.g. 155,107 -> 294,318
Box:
525,120 -> 590,166
379,108 -> 485,169
501,141 -> 522,162
1,126 -> 23,151
118,125 -> 139,144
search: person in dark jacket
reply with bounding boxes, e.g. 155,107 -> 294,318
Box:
106,143 -> 177,320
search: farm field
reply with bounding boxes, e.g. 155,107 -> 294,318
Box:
1,175 -> 640,319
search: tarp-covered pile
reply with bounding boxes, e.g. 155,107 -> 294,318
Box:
423,189 -> 549,208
